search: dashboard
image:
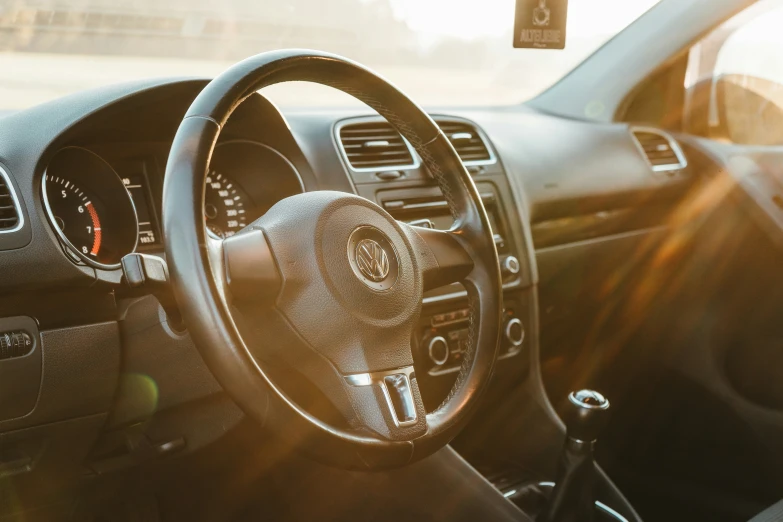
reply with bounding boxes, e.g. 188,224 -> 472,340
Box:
0,77 -> 703,500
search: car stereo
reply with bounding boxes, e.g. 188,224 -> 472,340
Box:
380,187 -> 522,284
416,295 -> 528,376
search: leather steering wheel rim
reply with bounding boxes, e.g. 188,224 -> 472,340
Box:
162,49 -> 503,470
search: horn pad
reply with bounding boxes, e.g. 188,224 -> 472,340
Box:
257,191 -> 422,374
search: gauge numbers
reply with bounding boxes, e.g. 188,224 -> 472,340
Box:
43,147 -> 139,269
204,170 -> 250,238
46,175 -> 104,259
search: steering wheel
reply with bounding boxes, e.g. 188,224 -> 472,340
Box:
162,50 -> 503,470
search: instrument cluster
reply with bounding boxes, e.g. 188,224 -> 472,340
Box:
42,140 -> 303,269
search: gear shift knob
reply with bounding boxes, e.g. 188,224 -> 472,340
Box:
545,390 -> 611,522
564,389 -> 610,442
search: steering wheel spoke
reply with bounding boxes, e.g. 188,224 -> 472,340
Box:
343,365 -> 428,440
401,223 -> 474,291
221,227 -> 282,303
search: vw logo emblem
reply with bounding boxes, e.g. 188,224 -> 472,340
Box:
355,239 -> 390,282
347,226 -> 399,291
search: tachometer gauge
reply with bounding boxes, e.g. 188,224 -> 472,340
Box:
46,177 -> 104,258
204,170 -> 251,238
43,147 -> 138,269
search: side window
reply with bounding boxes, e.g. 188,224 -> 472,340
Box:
684,0 -> 783,145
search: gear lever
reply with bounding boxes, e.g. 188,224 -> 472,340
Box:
544,390 -> 610,522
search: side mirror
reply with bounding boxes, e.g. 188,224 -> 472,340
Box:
686,74 -> 783,146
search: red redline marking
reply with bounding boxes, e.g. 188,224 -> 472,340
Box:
85,202 -> 102,256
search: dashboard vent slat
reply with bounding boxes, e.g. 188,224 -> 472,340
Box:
631,128 -> 687,172
0,171 -> 20,232
337,118 -> 496,173
338,121 -> 417,171
435,120 -> 494,165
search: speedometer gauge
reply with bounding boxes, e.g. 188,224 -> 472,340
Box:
204,170 -> 251,238
43,147 -> 138,269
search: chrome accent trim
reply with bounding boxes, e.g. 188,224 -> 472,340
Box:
505,318 -> 525,347
344,373 -> 373,386
407,218 -> 435,229
568,390 -> 610,410
396,200 -> 448,210
533,483 -> 629,522
383,192 -> 494,212
334,117 -> 421,173
503,256 -> 521,276
344,366 -> 418,428
363,140 -> 391,148
432,116 -> 498,167
427,336 -> 449,366
0,165 -> 24,234
595,502 -> 629,522
630,126 -> 688,172
422,281 -> 519,305
42,146 -> 139,271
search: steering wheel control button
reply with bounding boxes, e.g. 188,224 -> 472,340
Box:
504,318 -> 525,348
427,336 -> 450,366
346,226 -> 399,291
502,255 -> 521,277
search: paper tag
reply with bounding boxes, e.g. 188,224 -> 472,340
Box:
513,0 -> 568,50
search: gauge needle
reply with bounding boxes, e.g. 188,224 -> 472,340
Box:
85,201 -> 102,256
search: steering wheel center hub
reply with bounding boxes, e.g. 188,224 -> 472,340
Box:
253,191 -> 422,374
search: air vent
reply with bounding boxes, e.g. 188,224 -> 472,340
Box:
436,120 -> 494,165
0,168 -> 21,232
337,121 -> 417,171
631,128 -> 687,172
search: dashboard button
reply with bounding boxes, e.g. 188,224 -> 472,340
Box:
0,330 -> 33,360
502,256 -> 521,277
505,318 -> 525,347
376,170 -> 404,181
427,336 -> 449,366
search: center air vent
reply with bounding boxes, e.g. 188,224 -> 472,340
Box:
631,128 -> 687,172
436,120 -> 494,165
337,121 -> 417,171
0,168 -> 21,232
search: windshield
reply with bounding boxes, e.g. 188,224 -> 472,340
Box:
2,0 -> 660,110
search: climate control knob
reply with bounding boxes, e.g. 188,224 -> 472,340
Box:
504,318 -> 525,347
502,256 -> 521,277
427,336 -> 449,366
